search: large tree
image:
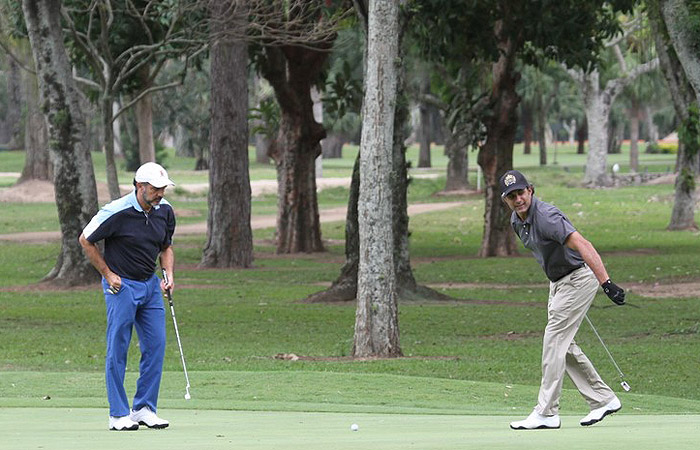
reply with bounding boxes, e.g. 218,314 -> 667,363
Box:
566,20 -> 660,187
0,37 -> 52,182
353,0 -> 402,358
253,1 -> 350,254
411,0 -> 636,256
62,0 -> 205,199
200,0 -> 254,267
661,0 -> 700,98
22,0 -> 99,285
652,0 -> 699,230
306,0 -> 451,309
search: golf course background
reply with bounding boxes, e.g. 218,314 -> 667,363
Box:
2,144 -> 700,448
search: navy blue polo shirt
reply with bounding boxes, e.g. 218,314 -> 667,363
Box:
510,196 -> 584,282
82,191 -> 176,281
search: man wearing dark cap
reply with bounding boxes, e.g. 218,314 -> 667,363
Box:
79,162 -> 176,431
500,170 -> 626,430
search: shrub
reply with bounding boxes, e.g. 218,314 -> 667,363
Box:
645,142 -> 678,154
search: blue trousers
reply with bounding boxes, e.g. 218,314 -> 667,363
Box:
103,274 -> 166,417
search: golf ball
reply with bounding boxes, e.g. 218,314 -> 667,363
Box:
350,423 -> 359,431
185,393 -> 191,400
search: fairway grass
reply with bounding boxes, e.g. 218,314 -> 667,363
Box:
1,408 -> 700,450
4,370 -> 700,415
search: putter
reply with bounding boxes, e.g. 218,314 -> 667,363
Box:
584,314 -> 631,392
162,268 -> 192,400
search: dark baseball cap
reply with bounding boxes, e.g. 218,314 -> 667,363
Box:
499,170 -> 531,198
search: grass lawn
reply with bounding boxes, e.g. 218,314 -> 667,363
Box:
0,144 -> 699,448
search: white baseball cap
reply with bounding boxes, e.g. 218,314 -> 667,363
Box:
134,162 -> 175,188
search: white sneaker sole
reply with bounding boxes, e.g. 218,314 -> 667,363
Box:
109,424 -> 139,431
510,423 -> 560,430
136,420 -> 169,429
580,406 -> 622,426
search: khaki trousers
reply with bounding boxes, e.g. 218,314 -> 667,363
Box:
535,265 -> 616,416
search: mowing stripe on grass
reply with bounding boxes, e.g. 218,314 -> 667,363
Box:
1,408 -> 700,450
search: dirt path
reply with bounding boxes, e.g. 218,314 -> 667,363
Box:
0,201 -> 467,243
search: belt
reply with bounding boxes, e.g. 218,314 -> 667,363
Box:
552,263 -> 585,282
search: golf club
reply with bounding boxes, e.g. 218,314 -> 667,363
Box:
162,268 -> 192,400
584,314 -> 631,392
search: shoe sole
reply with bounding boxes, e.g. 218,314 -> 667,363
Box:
109,425 -> 139,431
580,406 -> 622,426
137,421 -> 169,429
510,424 -> 560,430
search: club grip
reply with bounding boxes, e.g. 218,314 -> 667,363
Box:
161,268 -> 170,285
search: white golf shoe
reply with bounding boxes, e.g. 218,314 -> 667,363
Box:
580,396 -> 622,426
130,406 -> 169,429
109,415 -> 139,431
510,410 -> 561,430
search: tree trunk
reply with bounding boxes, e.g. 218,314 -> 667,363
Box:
18,63 -> 51,183
662,0 -> 700,102
607,118 -> 623,155
353,0 -> 401,358
417,69 -> 432,168
576,118 -> 587,154
477,17 -> 520,257
669,107 -> 700,231
305,155 -> 361,303
22,0 -> 99,286
444,128 -> 469,191
254,134 -> 271,164
321,132 -> 345,158
563,118 -> 576,144
644,105 -> 659,143
306,0 -> 449,306
251,73 -> 271,164
584,93 -> 613,186
102,94 -> 121,200
570,55 -> 658,186
135,65 -> 156,164
200,0 -> 253,267
112,101 -> 123,157
536,100 -> 547,166
652,0 -> 699,230
521,101 -> 533,154
629,111 -> 640,172
272,119 -> 324,253
4,58 -> 23,149
260,43 -> 329,253
577,70 -> 614,186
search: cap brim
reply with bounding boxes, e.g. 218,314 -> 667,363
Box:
501,183 -> 529,198
149,179 -> 175,188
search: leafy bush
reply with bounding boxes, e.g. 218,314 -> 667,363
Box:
645,142 -> 678,154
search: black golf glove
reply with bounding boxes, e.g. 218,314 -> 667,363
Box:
602,279 -> 625,305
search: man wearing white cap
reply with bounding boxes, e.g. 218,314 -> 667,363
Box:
79,162 -> 176,431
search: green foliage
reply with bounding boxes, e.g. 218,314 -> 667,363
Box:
323,60 -> 363,128
409,0 -> 636,70
678,103 -> 700,158
681,0 -> 700,54
249,97 -> 280,139
121,130 -> 169,172
153,59 -> 210,160
645,142 -> 678,154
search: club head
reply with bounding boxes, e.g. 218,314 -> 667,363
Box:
621,381 -> 631,392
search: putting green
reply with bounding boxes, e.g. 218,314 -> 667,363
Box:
1,408 -> 699,450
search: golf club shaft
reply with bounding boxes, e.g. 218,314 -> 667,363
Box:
162,269 -> 191,395
584,314 -> 624,379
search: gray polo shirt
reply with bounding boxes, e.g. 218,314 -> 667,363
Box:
511,196 -> 584,282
